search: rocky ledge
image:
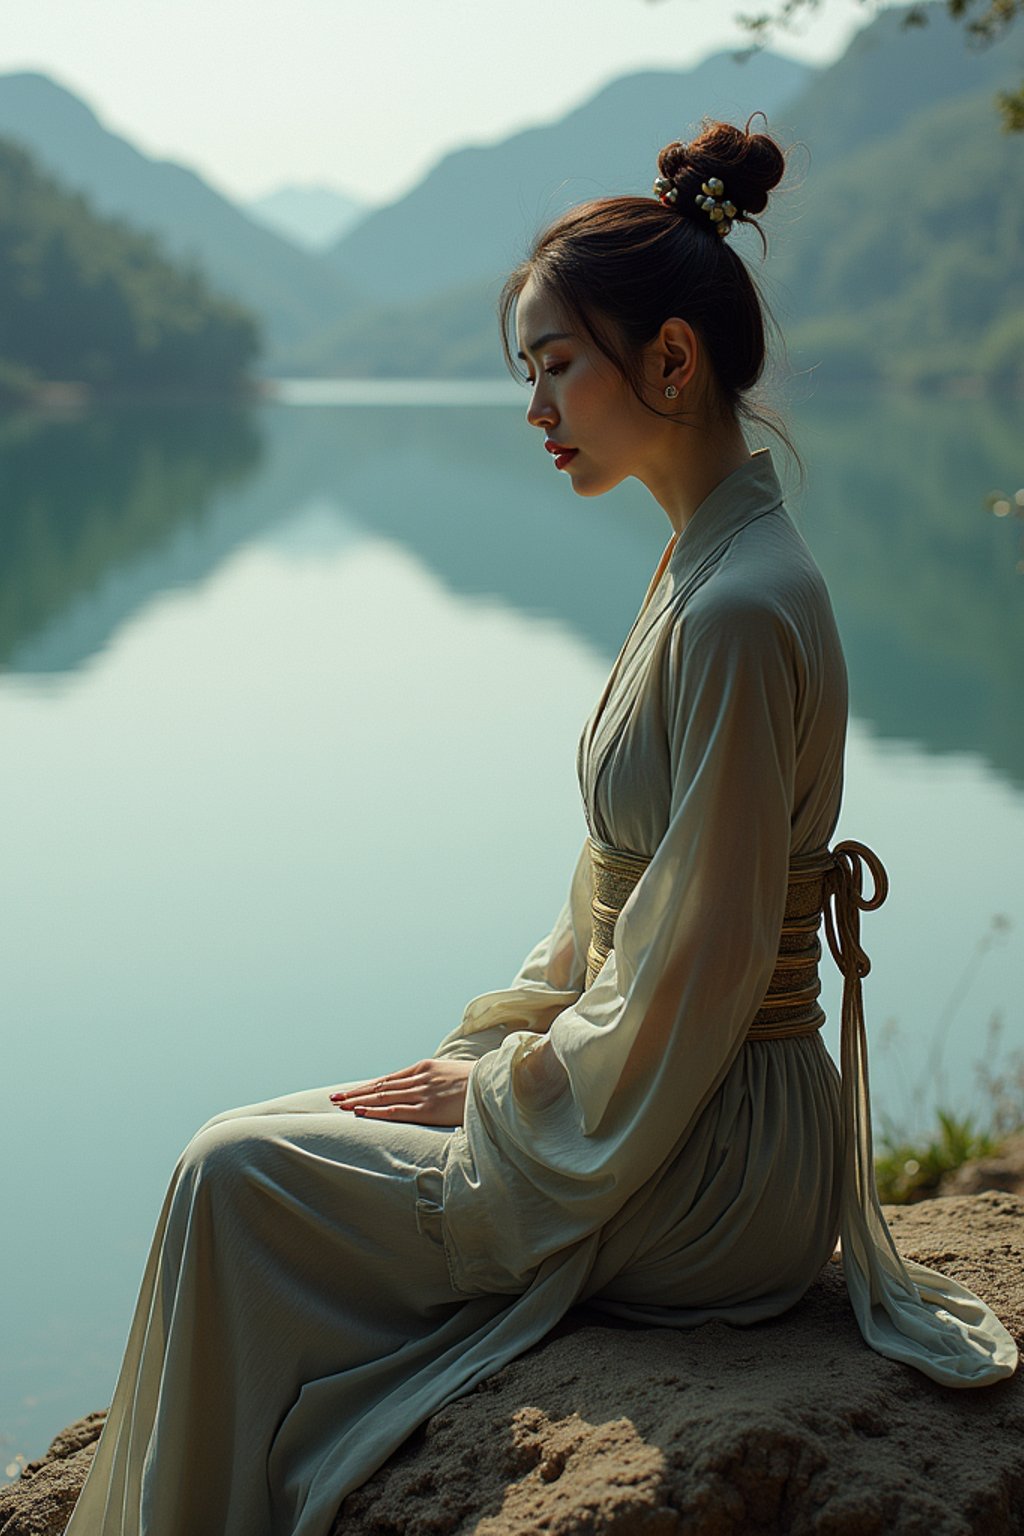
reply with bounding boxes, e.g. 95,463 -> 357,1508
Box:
3,1194 -> 1022,1536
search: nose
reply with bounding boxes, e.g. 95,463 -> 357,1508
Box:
525,380 -> 556,432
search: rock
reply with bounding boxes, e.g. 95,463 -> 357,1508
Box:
3,1197 -> 1021,1536
336,1194 -> 1024,1536
0,1412 -> 104,1536
940,1132 -> 1024,1199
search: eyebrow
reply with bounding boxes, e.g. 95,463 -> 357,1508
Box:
516,331 -> 575,361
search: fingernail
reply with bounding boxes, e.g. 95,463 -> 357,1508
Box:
330,1094 -> 345,1102
354,1107 -> 366,1117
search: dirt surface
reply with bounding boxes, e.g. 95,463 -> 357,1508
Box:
336,1193 -> 1024,1536
3,1196 -> 1021,1536
0,1414 -> 105,1536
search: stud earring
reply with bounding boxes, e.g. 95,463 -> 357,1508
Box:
664,384 -> 678,399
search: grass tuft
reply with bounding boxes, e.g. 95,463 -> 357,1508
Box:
874,1108 -> 1000,1204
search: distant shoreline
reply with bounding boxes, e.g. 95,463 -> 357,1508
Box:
6,372 -> 1021,415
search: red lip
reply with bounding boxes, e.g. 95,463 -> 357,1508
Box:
545,438 -> 578,470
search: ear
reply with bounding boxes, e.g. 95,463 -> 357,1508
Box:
651,317 -> 699,391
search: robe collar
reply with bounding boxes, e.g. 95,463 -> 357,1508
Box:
580,447 -> 788,786
665,446 -> 785,583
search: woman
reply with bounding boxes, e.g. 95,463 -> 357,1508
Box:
64,117 -> 1017,1536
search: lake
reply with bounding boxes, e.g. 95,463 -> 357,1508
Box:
1,382 -> 1022,1469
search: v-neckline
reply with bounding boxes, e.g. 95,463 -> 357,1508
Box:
581,531 -> 678,768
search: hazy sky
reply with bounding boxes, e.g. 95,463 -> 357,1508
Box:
0,0 -> 890,207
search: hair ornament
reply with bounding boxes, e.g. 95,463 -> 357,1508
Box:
695,177 -> 738,237
653,170 -> 740,236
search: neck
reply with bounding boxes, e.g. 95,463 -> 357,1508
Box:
637,414 -> 752,535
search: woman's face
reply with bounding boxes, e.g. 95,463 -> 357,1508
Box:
515,275 -> 667,498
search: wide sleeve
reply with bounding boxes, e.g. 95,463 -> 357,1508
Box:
440,588 -> 1018,1388
431,836 -> 592,1062
440,588 -> 797,1288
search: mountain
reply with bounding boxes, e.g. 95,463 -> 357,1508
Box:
6,0 -> 1020,389
286,275 -> 508,380
245,184 -> 372,251
768,0 -> 1024,173
296,1 -> 1024,387
775,80 -> 1024,387
320,48 -> 812,306
760,2 -> 1024,386
0,73 -> 362,361
0,138 -> 259,397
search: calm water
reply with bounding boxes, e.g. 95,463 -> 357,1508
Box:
1,385 -> 1022,1468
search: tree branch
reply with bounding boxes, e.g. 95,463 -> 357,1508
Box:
715,0 -> 1024,133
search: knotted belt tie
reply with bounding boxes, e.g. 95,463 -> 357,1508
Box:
585,837 -> 888,1042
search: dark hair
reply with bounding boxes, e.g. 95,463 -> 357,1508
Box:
498,113 -> 803,485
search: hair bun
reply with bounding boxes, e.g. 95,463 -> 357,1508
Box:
656,113 -> 786,229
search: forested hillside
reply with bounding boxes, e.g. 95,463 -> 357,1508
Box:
0,138 -> 261,399
777,82 -> 1024,388
2,2 -> 1020,391
298,3 -> 1024,389
319,49 -> 810,306
0,71 -> 361,361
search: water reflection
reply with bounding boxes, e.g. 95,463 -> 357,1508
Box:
790,390 -> 1024,789
1,389 -> 1021,785
0,407 -> 263,674
0,386 -> 1021,1468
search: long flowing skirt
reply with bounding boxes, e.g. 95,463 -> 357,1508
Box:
63,1041 -> 844,1536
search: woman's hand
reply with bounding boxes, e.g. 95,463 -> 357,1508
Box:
330,1060 -> 473,1126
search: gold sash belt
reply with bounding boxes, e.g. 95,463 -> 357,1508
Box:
585,836 -> 888,1043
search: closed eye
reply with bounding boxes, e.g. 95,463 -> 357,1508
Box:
524,365 -> 567,385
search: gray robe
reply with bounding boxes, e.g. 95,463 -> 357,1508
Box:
64,449 -> 1015,1536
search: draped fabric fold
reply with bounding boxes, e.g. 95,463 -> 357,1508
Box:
824,842 -> 1016,1383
